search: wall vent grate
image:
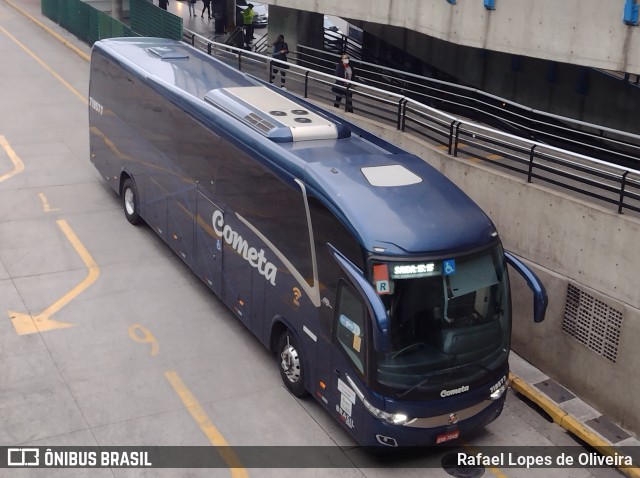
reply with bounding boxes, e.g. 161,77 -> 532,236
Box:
562,284 -> 623,363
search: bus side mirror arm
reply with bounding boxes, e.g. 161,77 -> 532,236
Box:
327,244 -> 391,352
504,251 -> 548,323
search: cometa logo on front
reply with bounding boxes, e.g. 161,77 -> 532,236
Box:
440,385 -> 470,397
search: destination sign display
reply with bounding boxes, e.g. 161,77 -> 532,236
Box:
390,262 -> 440,279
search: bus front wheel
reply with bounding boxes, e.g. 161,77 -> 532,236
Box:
122,177 -> 142,225
277,331 -> 308,397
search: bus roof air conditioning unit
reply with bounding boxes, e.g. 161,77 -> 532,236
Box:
205,86 -> 351,142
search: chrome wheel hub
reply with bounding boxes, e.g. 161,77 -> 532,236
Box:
124,188 -> 135,215
280,344 -> 301,383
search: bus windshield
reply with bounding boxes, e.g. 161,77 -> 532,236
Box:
373,245 -> 510,400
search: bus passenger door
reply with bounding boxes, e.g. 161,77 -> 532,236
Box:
327,246 -> 389,445
194,190 -> 223,297
329,281 -> 367,444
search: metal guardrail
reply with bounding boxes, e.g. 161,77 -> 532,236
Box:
296,45 -> 640,171
182,29 -> 640,216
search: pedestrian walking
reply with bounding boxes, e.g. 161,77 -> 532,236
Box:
271,34 -> 289,89
201,0 -> 211,19
188,0 -> 197,17
242,4 -> 255,46
332,53 -> 357,112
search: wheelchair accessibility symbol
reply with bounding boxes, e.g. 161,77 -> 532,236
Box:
443,259 -> 456,276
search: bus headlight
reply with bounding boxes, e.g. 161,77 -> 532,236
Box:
362,398 -> 411,425
345,374 -> 413,425
489,382 -> 508,400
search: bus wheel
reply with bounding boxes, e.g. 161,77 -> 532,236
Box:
277,331 -> 308,397
122,177 -> 142,225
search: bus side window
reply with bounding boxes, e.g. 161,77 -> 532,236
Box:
334,281 -> 366,375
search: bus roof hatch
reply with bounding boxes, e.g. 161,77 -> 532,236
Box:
205,86 -> 350,142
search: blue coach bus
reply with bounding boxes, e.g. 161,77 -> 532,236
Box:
88,38 -> 547,447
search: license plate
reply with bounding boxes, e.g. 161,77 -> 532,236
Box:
436,430 -> 460,444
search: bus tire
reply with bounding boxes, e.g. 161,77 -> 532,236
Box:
122,177 -> 142,225
277,330 -> 308,397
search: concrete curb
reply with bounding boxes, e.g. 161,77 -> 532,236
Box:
510,372 -> 640,478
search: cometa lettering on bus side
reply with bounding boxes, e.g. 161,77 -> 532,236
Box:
212,210 -> 278,286
440,385 -> 470,397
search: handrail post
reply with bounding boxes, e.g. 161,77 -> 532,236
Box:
618,171 -> 629,214
238,52 -> 242,71
527,144 -> 537,183
397,99 -> 406,131
453,122 -> 462,157
448,120 -> 457,155
268,61 -> 273,83
207,42 -> 212,55
304,71 -> 310,98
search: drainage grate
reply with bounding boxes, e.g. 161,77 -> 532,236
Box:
441,453 -> 485,477
562,284 -> 623,363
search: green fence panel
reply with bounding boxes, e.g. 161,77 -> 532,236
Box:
58,0 -> 89,42
41,0 -> 59,22
41,0 -> 139,44
130,0 -> 182,40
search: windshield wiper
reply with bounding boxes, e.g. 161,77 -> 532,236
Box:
396,376 -> 431,399
395,367 -> 453,399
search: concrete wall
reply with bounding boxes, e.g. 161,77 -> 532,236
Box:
334,110 -> 640,434
267,7 -> 324,54
265,0 -> 640,74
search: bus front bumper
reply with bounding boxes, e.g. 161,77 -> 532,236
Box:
361,393 -> 505,447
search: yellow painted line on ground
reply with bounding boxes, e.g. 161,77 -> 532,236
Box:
8,219 -> 100,335
486,464 -> 510,478
38,192 -> 60,212
4,0 -> 90,62
509,373 -> 640,478
0,26 -> 87,105
164,370 -> 249,478
0,135 -> 25,182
